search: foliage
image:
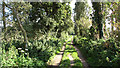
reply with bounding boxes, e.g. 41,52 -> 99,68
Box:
74,1 -> 91,36
74,1 -> 90,20
1,0 -> 120,67
0,45 -> 45,67
0,32 -> 69,67
28,38 -> 63,62
73,36 -> 120,67
29,2 -> 74,38
112,30 -> 120,41
75,18 -> 91,36
0,2 -> 73,67
60,52 -> 71,67
101,2 -> 120,39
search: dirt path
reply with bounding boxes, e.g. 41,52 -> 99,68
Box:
48,36 -> 89,68
47,45 -> 65,66
71,36 -> 89,68
47,37 -> 73,67
73,46 -> 89,68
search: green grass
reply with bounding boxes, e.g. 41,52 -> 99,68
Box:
59,46 -> 71,67
59,52 -> 71,67
68,45 -> 83,68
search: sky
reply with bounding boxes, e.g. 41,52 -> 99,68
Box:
70,0 -> 76,21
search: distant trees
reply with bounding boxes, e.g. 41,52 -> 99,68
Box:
74,1 -> 120,41
74,2 -> 91,36
92,2 -> 103,39
102,2 -> 120,41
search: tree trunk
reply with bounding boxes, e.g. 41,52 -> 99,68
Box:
2,0 -> 6,40
92,2 -> 103,39
99,23 -> 103,39
14,9 -> 28,48
4,3 -> 28,48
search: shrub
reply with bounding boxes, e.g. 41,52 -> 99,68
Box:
74,36 -> 120,67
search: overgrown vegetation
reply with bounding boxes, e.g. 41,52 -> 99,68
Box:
73,36 -> 120,67
0,34 -> 69,67
0,0 -> 120,68
0,1 -> 73,67
73,1 -> 120,67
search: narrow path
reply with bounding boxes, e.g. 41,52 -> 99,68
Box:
47,37 -> 73,67
47,45 -> 65,66
48,35 -> 89,68
71,36 -> 89,68
73,45 -> 89,68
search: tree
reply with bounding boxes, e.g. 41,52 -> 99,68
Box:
92,2 -> 103,39
74,1 -> 91,36
29,2 -> 73,38
5,2 -> 32,48
103,2 -> 120,40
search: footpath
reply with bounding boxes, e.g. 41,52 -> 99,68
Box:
47,36 -> 89,68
